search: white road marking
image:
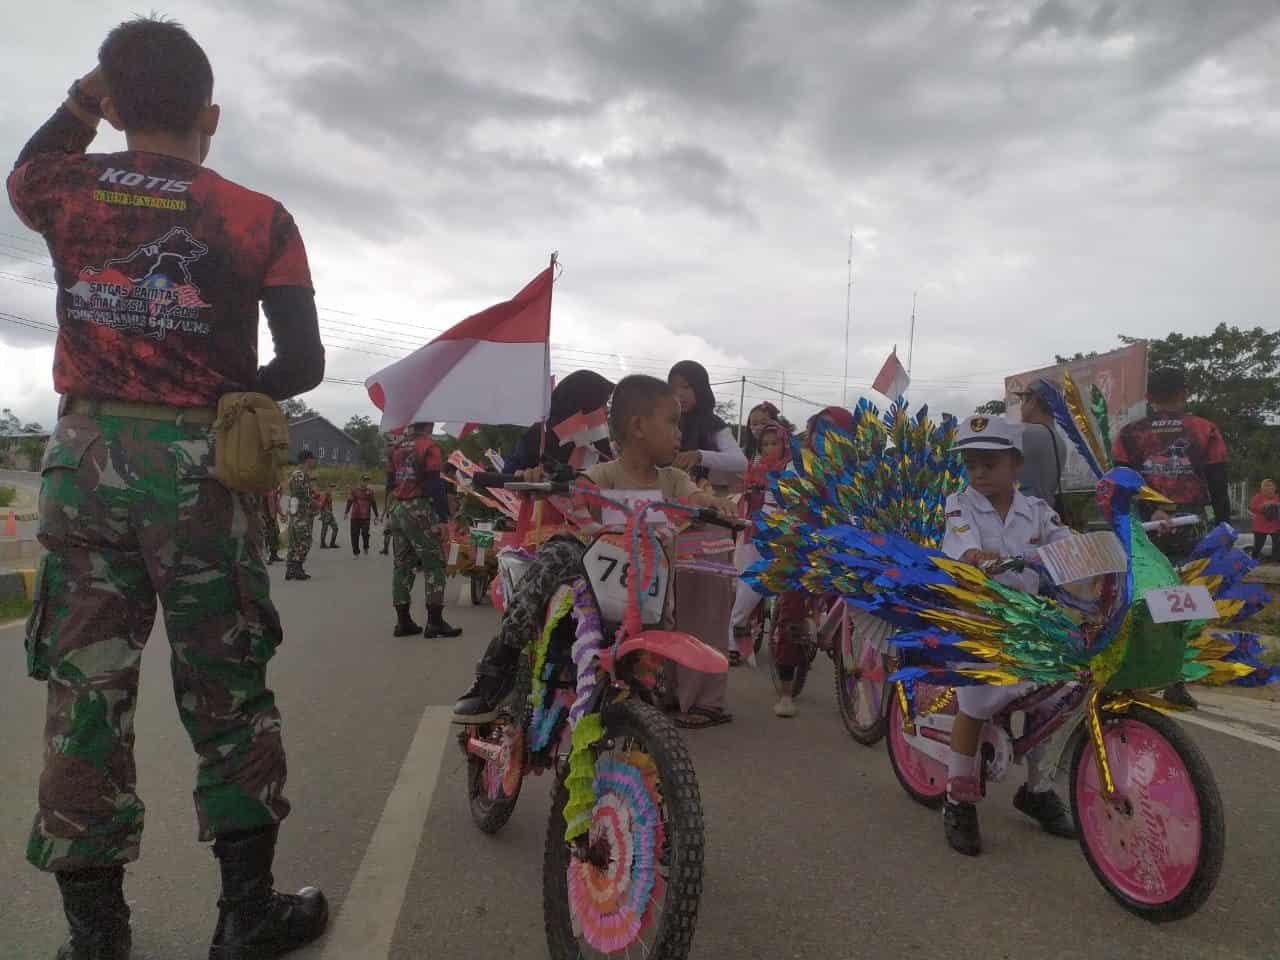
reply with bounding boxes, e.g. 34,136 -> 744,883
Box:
0,617 -> 26,631
319,705 -> 454,960
1179,710 -> 1280,753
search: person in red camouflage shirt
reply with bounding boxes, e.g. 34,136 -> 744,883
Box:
1112,365 -> 1231,710
345,474 -> 381,556
10,17 -> 327,960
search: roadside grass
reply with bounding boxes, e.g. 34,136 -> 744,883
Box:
0,485 -> 15,508
0,595 -> 32,623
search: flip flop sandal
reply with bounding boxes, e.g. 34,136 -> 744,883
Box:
689,706 -> 734,726
674,712 -> 717,729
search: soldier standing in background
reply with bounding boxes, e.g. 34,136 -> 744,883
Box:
317,482 -> 339,549
287,451 -> 317,580
381,439 -> 397,556
345,474 -> 379,556
389,422 -> 462,638
10,17 -> 327,958
262,481 -> 283,564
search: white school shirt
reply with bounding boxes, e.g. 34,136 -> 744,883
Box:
940,487 -> 1072,594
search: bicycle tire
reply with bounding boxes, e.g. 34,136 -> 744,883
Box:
1070,703 -> 1224,922
832,633 -> 886,746
543,698 -> 706,960
466,657 -> 531,834
885,684 -> 947,808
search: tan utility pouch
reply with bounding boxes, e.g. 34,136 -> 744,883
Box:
213,392 -> 290,492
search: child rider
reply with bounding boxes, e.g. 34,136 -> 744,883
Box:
940,413 -> 1077,856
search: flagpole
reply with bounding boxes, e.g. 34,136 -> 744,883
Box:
907,290 -> 917,376
843,233 -> 852,408
538,251 -> 558,464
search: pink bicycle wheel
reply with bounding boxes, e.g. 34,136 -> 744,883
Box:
1071,704 -> 1224,921
885,685 -> 947,808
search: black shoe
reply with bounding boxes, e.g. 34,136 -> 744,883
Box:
209,825 -> 328,960
1164,682 -> 1198,710
54,867 -> 132,960
284,563 -> 296,581
293,563 -> 311,581
424,604 -> 462,639
1013,785 -> 1077,838
943,800 -> 982,856
393,604 -> 422,638
269,553 -> 283,564
452,671 -> 513,724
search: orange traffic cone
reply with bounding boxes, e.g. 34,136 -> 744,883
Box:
3,510 -> 15,538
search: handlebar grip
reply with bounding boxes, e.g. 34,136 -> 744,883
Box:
472,472 -> 513,488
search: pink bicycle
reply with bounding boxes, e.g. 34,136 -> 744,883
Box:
458,473 -> 739,959
885,551 -> 1226,922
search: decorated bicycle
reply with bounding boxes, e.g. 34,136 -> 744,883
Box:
745,399 -> 960,743
457,469 -> 739,960
749,376 -> 1277,920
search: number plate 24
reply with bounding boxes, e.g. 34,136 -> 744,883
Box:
585,533 -> 668,626
1144,584 -> 1215,624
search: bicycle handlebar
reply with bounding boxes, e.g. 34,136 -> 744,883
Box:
470,472 -> 572,494
1140,515 -> 1200,532
470,473 -> 746,529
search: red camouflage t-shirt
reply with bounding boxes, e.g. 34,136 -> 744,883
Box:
8,150 -> 312,406
391,436 -> 445,501
1112,411 -> 1228,507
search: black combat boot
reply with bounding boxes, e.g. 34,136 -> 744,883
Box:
295,564 -> 311,581
423,604 -> 462,639
283,563 -> 296,581
269,552 -> 283,564
54,866 -> 132,960
209,825 -> 328,960
452,667 -> 514,724
393,604 -> 422,637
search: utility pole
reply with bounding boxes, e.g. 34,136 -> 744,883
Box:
843,233 -> 853,408
736,375 -> 747,443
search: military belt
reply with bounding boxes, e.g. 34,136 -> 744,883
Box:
62,396 -> 217,426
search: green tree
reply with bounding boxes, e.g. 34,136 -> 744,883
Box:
280,397 -> 315,421
344,414 -> 385,468
976,399 -> 1006,415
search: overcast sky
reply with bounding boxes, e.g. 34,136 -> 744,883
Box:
2,0 -> 1278,433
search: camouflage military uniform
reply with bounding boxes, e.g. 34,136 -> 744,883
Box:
318,491 -> 338,548
392,500 -> 447,605
262,488 -> 281,559
287,468 -> 315,562
24,414 -> 290,871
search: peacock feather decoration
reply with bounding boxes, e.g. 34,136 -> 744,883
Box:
745,379 -> 1277,701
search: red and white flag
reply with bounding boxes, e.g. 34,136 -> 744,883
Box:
872,348 -> 910,400
366,265 -> 553,431
552,405 -> 610,469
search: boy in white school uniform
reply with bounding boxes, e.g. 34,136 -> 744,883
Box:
940,413 -> 1078,856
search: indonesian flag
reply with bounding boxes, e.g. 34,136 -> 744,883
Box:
366,265 -> 553,431
872,348 -> 910,400
551,405 -> 609,469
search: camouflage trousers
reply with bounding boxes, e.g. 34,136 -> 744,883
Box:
287,513 -> 314,562
390,498 -> 446,606
262,504 -> 280,557
319,510 -> 338,545
24,413 -> 290,872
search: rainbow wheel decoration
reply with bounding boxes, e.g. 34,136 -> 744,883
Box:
567,750 -> 666,953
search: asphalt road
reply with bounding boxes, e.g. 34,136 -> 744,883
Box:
2,542 -> 1278,960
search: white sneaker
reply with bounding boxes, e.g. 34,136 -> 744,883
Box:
774,696 -> 797,718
